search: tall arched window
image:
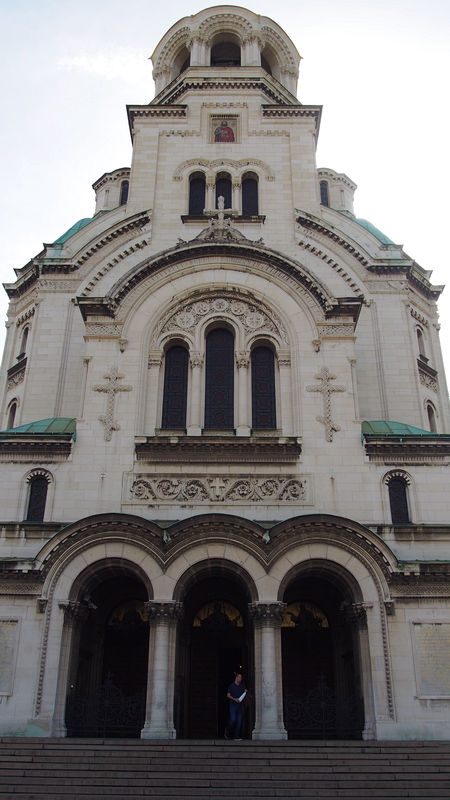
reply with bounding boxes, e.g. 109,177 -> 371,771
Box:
388,477 -> 410,523
426,403 -> 437,432
320,180 -> 329,206
19,326 -> 29,358
119,180 -> 129,206
215,173 -> 232,209
210,41 -> 241,67
242,173 -> 258,216
205,328 -> 234,429
417,327 -> 427,359
189,173 -> 206,215
26,475 -> 49,522
252,346 -> 276,429
6,401 -> 17,430
161,345 -> 189,429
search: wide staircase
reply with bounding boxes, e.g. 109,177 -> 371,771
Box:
1,738 -> 450,799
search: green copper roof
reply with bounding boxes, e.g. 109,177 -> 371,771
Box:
362,420 -> 444,437
0,418 -> 76,439
354,218 -> 394,245
53,218 -> 93,244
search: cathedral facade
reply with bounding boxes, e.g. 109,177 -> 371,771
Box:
0,6 -> 449,741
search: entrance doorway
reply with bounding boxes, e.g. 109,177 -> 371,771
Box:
175,572 -> 253,738
282,568 -> 364,739
65,572 -> 149,738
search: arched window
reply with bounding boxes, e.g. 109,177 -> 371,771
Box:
320,181 -> 329,206
19,326 -> 29,358
388,477 -> 410,524
252,346 -> 276,429
426,403 -> 437,432
215,173 -> 232,209
6,401 -> 17,430
210,41 -> 241,67
205,328 -> 234,429
161,345 -> 189,429
261,54 -> 272,75
189,173 -> 206,215
242,173 -> 258,216
417,327 -> 427,359
119,180 -> 129,206
26,475 -> 49,522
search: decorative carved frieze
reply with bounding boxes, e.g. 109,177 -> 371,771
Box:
128,473 -> 312,505
316,324 -> 355,338
85,323 -> 123,338
418,360 -> 438,392
16,307 -> 35,327
154,291 -> 288,346
7,361 -> 26,390
306,368 -> 345,442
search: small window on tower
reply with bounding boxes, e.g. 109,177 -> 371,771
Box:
7,401 -> 17,430
210,41 -> 241,67
388,477 -> 410,524
26,475 -> 49,522
242,173 -> 258,216
215,173 -> 232,209
188,173 -> 206,215
320,181 -> 329,206
119,180 -> 129,206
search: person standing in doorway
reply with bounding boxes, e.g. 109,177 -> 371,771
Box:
224,671 -> 246,740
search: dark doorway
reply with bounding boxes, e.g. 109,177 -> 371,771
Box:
175,574 -> 253,738
282,570 -> 364,739
65,573 -> 149,738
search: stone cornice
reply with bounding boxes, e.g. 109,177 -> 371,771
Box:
0,436 -> 74,462
362,433 -> 450,464
127,104 -> 187,134
134,434 -> 302,464
150,77 -> 296,110
92,168 -> 131,192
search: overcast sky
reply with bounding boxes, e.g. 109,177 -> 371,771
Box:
1,0 -> 449,397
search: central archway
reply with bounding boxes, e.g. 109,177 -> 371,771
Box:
174,563 -> 255,739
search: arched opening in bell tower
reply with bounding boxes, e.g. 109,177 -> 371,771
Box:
281,562 -> 365,739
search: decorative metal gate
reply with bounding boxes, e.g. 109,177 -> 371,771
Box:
66,676 -> 146,738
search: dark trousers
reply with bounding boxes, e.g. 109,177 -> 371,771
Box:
226,701 -> 243,738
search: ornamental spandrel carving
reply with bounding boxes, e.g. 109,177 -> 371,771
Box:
419,369 -> 438,392
153,293 -> 288,345
248,602 -> 287,624
144,601 -> 183,622
7,367 -> 26,390
128,474 -> 311,505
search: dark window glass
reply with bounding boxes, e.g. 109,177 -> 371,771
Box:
210,42 -> 241,67
7,402 -> 17,430
205,328 -> 234,429
242,176 -> 258,215
320,180 -> 329,206
161,346 -> 189,429
427,405 -> 436,432
180,55 -> 190,74
26,476 -> 48,522
388,478 -> 410,523
119,180 -> 129,206
261,54 -> 272,75
252,346 -> 276,429
215,176 -> 232,209
189,175 -> 206,215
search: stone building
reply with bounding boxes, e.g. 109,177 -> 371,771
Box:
0,6 -> 449,742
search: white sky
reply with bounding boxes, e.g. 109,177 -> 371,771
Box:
1,0 -> 449,396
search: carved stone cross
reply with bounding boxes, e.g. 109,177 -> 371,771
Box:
306,367 -> 345,442
93,366 -> 132,441
215,195 -> 233,230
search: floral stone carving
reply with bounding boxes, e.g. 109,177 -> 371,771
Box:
128,474 -> 311,505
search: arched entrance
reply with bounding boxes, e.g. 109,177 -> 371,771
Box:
175,567 -> 254,739
65,566 -> 149,738
281,563 -> 364,739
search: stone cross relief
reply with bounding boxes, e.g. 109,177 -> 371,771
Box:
306,367 -> 345,442
93,366 -> 132,441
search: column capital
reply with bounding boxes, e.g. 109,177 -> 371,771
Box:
236,350 -> 250,369
190,352 -> 204,369
144,601 -> 183,622
59,601 -> 90,626
248,601 -> 286,625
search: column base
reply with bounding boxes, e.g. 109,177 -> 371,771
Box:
252,726 -> 287,741
236,425 -> 251,436
141,724 -> 176,740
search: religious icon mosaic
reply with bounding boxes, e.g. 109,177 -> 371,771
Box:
210,115 -> 238,143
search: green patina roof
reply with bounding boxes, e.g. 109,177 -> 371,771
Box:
362,420 -> 448,438
354,218 -> 394,245
52,218 -> 93,244
0,417 -> 76,439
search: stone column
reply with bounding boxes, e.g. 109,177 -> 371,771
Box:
188,352 -> 204,435
146,351 -> 163,434
141,601 -> 183,739
205,178 -> 215,213
52,601 -> 90,737
277,351 -> 292,434
249,602 -> 287,740
232,180 -> 241,214
236,351 -> 250,436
